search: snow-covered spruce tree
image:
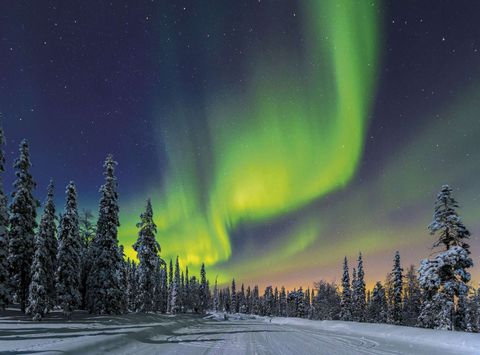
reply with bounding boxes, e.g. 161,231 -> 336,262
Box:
263,286 -> 274,316
402,265 -> 422,326
167,259 -> 173,312
353,253 -> 366,322
168,257 -> 179,314
79,209 -> 95,309
86,155 -> 125,314
184,266 -> 189,312
0,125 -> 11,309
133,199 -> 161,312
213,277 -> 219,312
180,271 -> 185,312
313,281 -> 341,320
38,181 -> 57,311
56,182 -> 81,318
428,185 -> 471,251
26,182 -> 57,318
418,185 -> 473,330
279,286 -> 287,316
367,281 -> 388,323
391,251 -> 403,324
8,139 -> 39,313
231,278 -> 237,313
340,257 -> 352,321
26,208 -> 50,321
252,285 -> 260,315
272,284 -> 280,317
199,263 -> 207,313
351,267 -> 357,319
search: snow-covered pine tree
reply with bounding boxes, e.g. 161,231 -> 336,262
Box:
428,185 -> 471,250
402,265 -> 422,326
56,182 -> 81,318
0,125 -> 11,309
133,199 -> 161,312
86,155 -> 125,314
199,263 -> 207,313
184,265 -> 189,312
27,182 -> 57,317
213,277 -> 219,312
252,285 -> 260,315
8,139 -> 39,313
231,278 -> 237,313
245,286 -> 251,314
171,256 -> 180,314
353,253 -> 366,321
419,185 -> 473,330
313,281 -> 341,320
273,287 -> 280,316
279,286 -> 287,316
180,271 -> 185,312
367,281 -> 387,323
351,267 -> 358,319
263,286 -> 274,316
340,256 -> 352,321
26,199 -> 51,321
391,251 -> 403,324
167,259 -> 173,312
36,181 -> 58,311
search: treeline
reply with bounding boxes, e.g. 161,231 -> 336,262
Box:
0,125 -> 478,333
212,185 -> 479,332
0,126 -> 211,320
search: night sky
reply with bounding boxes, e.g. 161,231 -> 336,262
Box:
1,0 -> 480,288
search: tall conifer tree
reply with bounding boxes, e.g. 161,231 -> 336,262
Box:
8,140 -> 38,312
87,155 -> 124,314
56,182 -> 81,318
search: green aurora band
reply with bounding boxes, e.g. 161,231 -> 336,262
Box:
120,1 -> 381,282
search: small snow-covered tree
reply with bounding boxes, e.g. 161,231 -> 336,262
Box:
313,281 -> 341,320
199,263 -> 207,313
56,182 -> 81,318
352,253 -> 366,321
170,256 -> 180,314
279,286 -> 287,316
391,251 -> 403,324
231,278 -> 237,313
340,257 -> 352,321
167,259 -> 173,312
263,286 -> 274,316
0,125 -> 11,309
368,281 -> 388,323
8,139 -> 39,313
213,277 -> 219,312
26,215 -> 50,321
86,155 -> 125,314
133,199 -> 161,312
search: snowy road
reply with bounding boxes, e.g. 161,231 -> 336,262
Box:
1,311 -> 479,354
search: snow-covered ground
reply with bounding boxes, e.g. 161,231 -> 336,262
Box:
0,309 -> 479,354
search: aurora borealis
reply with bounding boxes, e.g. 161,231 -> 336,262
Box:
1,0 -> 479,288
